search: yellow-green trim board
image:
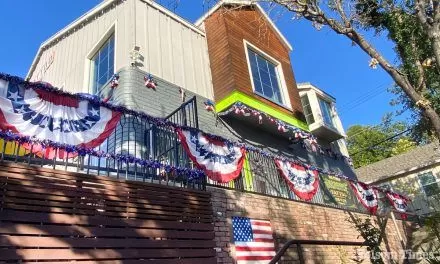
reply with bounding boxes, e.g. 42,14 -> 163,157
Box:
215,90 -> 309,131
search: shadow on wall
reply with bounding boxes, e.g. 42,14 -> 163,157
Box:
211,186 -> 416,264
0,162 -> 216,263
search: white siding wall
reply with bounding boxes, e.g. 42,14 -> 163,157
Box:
388,165 -> 440,215
28,0 -> 213,99
29,0 -> 132,94
134,0 -> 213,98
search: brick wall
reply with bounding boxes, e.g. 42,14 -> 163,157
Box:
209,187 -> 413,264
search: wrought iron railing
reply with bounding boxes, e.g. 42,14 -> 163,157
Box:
207,152 -> 416,218
0,96 -> 202,190
269,239 -> 368,264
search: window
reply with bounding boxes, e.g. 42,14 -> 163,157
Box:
301,94 -> 315,124
418,172 -> 440,197
90,35 -> 115,94
318,98 -> 335,128
247,47 -> 283,105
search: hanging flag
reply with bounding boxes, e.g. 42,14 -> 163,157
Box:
274,159 -> 319,201
386,192 -> 410,219
0,78 -> 121,158
232,216 -> 276,263
349,181 -> 378,214
177,128 -> 245,183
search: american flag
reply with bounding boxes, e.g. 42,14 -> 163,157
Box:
232,216 -> 276,264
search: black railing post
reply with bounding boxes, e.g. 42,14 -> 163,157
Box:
269,239 -> 367,264
297,243 -> 305,264
193,96 -> 199,129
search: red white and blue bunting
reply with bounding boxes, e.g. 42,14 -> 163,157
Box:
0,78 -> 121,158
0,73 -> 411,206
349,181 -> 378,214
219,102 -> 353,166
386,192 -> 410,219
177,128 -> 246,183
275,159 -> 320,201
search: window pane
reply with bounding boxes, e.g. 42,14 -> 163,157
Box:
424,183 -> 440,197
247,47 -> 284,105
319,98 -> 334,127
109,37 -> 115,52
260,71 -> 271,87
262,84 -> 273,98
419,172 -> 436,185
267,63 -> 277,76
90,35 -> 115,94
253,76 -> 263,94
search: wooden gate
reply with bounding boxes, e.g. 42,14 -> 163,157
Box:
0,162 -> 215,263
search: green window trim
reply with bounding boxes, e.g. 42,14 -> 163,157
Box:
215,90 -> 309,131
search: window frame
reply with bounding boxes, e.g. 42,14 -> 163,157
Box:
300,94 -> 315,125
418,171 -> 440,198
84,24 -> 116,94
243,40 -> 291,110
318,96 -> 335,128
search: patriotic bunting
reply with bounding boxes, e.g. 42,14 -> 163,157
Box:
274,159 -> 319,201
386,192 -> 410,219
0,78 -> 121,158
176,128 -> 245,183
350,181 -> 378,214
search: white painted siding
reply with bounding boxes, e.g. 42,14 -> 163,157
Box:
29,0 -> 131,94
388,165 -> 440,215
134,0 -> 213,98
28,0 -> 214,99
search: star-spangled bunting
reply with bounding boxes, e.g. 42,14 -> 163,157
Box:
350,181 -> 378,214
177,128 -> 245,183
0,78 -> 121,158
275,159 -> 320,201
386,192 -> 410,219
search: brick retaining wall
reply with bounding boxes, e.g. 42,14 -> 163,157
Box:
209,187 -> 414,264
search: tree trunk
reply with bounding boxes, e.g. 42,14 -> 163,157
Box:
350,31 -> 440,139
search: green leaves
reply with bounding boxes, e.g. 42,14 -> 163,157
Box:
347,120 -> 416,168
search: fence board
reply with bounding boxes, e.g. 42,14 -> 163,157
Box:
0,162 -> 215,263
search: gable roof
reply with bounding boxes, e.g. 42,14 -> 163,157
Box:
26,0 -> 205,80
194,0 -> 293,51
355,142 -> 440,183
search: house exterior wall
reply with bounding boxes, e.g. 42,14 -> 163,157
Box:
376,164 -> 440,216
28,0 -> 131,93
203,5 -> 305,122
210,187 -> 412,264
27,0 -> 213,99
104,67 -> 357,179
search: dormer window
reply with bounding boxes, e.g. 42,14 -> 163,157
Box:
245,41 -> 290,108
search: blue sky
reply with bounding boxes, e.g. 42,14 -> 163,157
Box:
0,0 -> 408,130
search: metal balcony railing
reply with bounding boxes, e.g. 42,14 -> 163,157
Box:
0,96 -> 203,190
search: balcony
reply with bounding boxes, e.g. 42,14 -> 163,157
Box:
0,72 -> 412,221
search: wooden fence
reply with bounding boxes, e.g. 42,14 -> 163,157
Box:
0,161 -> 215,263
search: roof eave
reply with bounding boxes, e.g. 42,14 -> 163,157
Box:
195,0 -> 293,51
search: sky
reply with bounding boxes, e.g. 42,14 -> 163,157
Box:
0,0 -> 409,130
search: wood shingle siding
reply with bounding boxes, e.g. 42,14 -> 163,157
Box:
0,162 -> 215,263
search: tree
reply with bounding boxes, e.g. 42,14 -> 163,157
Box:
346,120 -> 416,168
352,0 -> 440,141
226,0 -> 440,140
